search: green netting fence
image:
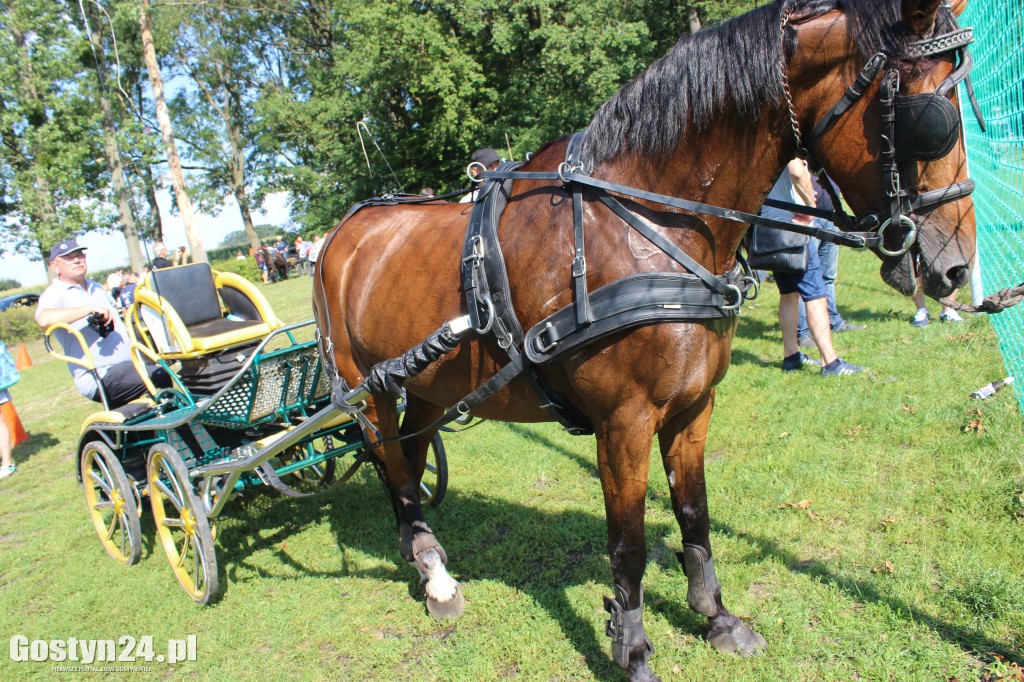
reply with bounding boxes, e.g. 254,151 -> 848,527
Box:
959,0 -> 1024,407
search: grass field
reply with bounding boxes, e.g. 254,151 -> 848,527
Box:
1,251 -> 1022,681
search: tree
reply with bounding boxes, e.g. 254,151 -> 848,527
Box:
138,0 -> 206,262
168,5 -> 274,254
0,0 -> 112,280
82,0 -> 145,273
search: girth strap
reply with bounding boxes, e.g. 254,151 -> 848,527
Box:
526,270 -> 748,365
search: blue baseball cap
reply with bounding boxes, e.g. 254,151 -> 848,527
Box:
49,239 -> 88,261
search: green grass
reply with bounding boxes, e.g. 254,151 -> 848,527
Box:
1,254 -> 1022,681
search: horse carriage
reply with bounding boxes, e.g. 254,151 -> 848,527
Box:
45,262 -> 448,604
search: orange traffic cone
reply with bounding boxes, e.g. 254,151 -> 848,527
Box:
14,343 -> 32,371
1,400 -> 29,448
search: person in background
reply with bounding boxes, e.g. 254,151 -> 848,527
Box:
0,339 -> 16,480
235,250 -> 246,261
255,244 -> 269,284
796,174 -> 865,347
460,147 -> 502,204
172,245 -> 191,266
274,235 -> 288,255
151,243 -> 173,269
35,239 -> 171,406
117,272 -> 139,310
308,234 -> 325,271
418,187 -> 436,197
294,236 -> 311,276
763,160 -> 865,377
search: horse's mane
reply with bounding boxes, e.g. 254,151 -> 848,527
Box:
581,0 -> 918,165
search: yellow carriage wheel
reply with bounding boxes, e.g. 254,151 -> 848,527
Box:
147,444 -> 218,604
81,441 -> 142,565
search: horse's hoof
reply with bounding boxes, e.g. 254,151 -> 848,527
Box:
628,660 -> 662,682
707,619 -> 767,657
426,586 -> 465,620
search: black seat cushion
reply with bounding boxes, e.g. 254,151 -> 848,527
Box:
186,318 -> 261,339
149,263 -> 223,326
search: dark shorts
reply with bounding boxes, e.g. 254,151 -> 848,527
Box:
90,361 -> 172,408
774,244 -> 828,301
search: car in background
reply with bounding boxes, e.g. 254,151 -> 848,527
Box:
0,293 -> 39,312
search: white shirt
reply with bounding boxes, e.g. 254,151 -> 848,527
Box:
36,278 -> 132,398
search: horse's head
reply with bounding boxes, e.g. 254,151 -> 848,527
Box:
787,0 -> 976,298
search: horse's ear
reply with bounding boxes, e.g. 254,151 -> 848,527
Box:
901,0 -> 942,36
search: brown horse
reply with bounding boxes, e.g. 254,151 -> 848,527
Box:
313,1 -> 976,678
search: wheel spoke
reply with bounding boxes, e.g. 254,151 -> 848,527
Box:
154,479 -> 183,511
420,481 -> 432,498
177,534 -> 191,570
424,461 -> 437,474
106,515 -> 119,540
92,500 -> 113,510
120,524 -> 127,556
88,470 -> 114,497
94,455 -> 114,484
161,518 -> 184,529
192,545 -> 200,585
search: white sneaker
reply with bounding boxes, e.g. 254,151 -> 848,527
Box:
0,465 -> 16,481
911,309 -> 930,327
940,309 -> 964,323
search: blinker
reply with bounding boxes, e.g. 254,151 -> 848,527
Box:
894,93 -> 960,161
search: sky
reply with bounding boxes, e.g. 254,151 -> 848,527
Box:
3,190 -> 293,287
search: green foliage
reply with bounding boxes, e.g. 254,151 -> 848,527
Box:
0,278 -> 21,291
218,224 -> 278,249
211,256 -> 260,283
0,306 -> 40,345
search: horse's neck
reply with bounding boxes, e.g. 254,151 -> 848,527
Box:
594,121 -> 790,273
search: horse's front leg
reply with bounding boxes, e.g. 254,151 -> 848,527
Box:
374,394 -> 464,619
597,412 -> 660,682
658,390 -> 766,656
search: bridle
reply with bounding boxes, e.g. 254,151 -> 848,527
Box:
777,1 -> 981,257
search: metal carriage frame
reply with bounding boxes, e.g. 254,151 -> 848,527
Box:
47,267 -> 447,604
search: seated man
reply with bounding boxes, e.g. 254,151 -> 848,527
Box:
35,239 -> 171,408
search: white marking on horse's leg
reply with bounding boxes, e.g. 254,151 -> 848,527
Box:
416,547 -> 459,603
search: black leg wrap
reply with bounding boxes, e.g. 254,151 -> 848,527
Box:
603,585 -> 654,669
678,544 -> 721,617
364,323 -> 461,395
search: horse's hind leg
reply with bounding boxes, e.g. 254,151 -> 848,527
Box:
388,393 -> 464,619
596,413 -> 660,682
657,391 -> 767,656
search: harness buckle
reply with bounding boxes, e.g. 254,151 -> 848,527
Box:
558,161 -> 583,184
571,256 -> 587,278
534,322 -> 559,354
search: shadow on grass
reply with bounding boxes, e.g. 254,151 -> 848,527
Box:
705,519 -> 1024,665
503,422 -> 598,477
200,454 -> 1020,677
12,431 -> 59,464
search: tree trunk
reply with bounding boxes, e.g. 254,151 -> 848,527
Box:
688,8 -> 702,34
226,108 -> 261,253
87,2 -> 144,274
138,0 -> 207,263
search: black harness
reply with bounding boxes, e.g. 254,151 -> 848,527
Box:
325,2 -> 981,440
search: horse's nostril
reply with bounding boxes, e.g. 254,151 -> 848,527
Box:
948,265 -> 970,289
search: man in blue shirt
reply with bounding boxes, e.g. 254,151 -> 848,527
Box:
35,240 -> 170,407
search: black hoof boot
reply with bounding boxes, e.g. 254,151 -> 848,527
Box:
604,585 -> 660,681
707,613 -> 767,657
